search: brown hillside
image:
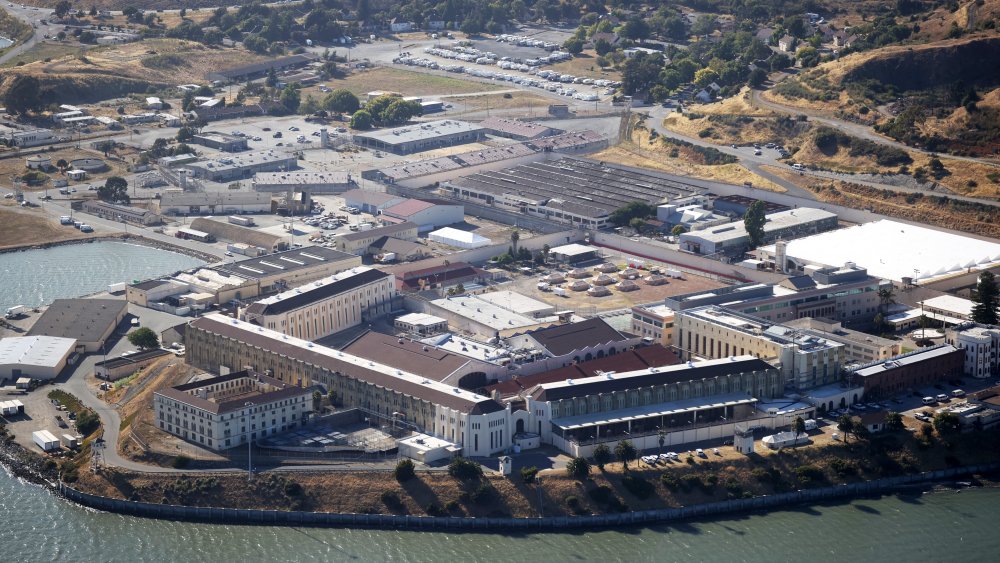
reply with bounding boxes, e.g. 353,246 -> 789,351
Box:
828,35 -> 1000,90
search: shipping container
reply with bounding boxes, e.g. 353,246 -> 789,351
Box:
108,282 -> 126,294
228,215 -> 255,227
32,430 -> 60,452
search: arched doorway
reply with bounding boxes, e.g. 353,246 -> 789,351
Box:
516,419 -> 525,434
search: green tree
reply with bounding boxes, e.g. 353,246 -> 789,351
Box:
671,225 -> 687,236
566,456 -> 591,480
615,439 -> 637,470
562,36 -> 584,55
98,176 -> 129,204
299,94 -> 320,115
127,327 -> 159,349
693,68 -> 718,88
176,126 -> 195,142
748,68 -> 768,88
629,217 -> 646,232
933,411 -> 961,434
322,89 -> 360,114
610,201 -> 655,227
592,443 -> 612,470
793,416 -> 806,437
350,110 -> 373,130
972,271 -> 999,325
885,411 -> 905,431
279,85 -> 301,112
510,230 -> 520,256
743,200 -> 767,248
53,0 -> 72,18
836,414 -> 853,443
394,459 -> 416,481
796,46 -> 820,68
380,99 -> 421,125
312,389 -> 322,411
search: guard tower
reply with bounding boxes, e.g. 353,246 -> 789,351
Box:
734,423 -> 755,455
498,455 -> 513,476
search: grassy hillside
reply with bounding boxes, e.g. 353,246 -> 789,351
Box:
0,39 -> 271,103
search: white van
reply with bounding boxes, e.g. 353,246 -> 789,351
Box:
951,389 -> 966,398
921,396 -> 937,405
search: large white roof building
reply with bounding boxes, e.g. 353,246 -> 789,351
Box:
0,336 -> 77,382
762,219 -> 1000,284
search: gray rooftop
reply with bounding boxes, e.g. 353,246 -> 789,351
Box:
353,120 -> 484,146
217,246 -> 356,279
27,299 -> 126,342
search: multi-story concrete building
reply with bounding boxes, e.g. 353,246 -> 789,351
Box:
665,264 -> 888,327
239,267 -> 395,340
185,150 -> 297,182
184,314 -> 511,457
252,171 -> 353,193
674,306 -> 845,391
153,370 -> 314,450
945,324 -> 1000,379
784,317 -> 901,363
158,190 -> 273,216
848,344 -> 964,399
522,355 -> 796,457
631,303 -> 675,347
215,246 -> 361,295
678,208 -> 839,256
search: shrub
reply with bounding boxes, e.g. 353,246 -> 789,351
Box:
751,467 -> 772,482
795,465 -> 825,486
283,481 -> 303,496
660,472 -> 679,490
170,455 -> 190,469
621,475 -> 655,499
471,483 -> 496,505
445,500 -> 461,513
448,457 -> 482,480
680,474 -> 702,491
724,478 -> 742,494
75,409 -> 100,436
394,459 -> 416,482
520,466 -> 538,484
829,459 -> 857,476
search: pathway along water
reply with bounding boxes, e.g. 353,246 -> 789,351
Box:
1,469 -> 997,562
0,241 -> 205,312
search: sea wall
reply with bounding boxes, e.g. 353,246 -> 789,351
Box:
60,463 -> 1000,531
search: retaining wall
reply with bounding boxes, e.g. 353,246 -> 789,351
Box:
59,463 -> 999,531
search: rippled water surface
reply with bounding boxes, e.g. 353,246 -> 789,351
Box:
0,242 -> 204,311
1,469 -> 998,563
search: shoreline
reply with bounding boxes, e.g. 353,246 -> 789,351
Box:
1,432 -> 997,532
0,234 -> 219,264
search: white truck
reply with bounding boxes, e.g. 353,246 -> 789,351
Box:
553,287 -> 567,297
107,282 -> 126,294
228,215 -> 255,227
5,305 -> 26,319
59,215 -> 73,225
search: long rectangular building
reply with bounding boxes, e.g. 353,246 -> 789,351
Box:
239,266 -> 395,340
679,208 -> 839,256
185,314 -> 511,457
443,157 -> 706,229
353,120 -> 486,155
215,246 -> 361,295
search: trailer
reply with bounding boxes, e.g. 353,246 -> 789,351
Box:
5,305 -> 26,319
664,269 -> 685,279
107,282 -> 127,294
228,215 -> 255,227
32,430 -> 60,452
61,434 -> 80,449
552,287 -> 567,297
176,228 -> 215,242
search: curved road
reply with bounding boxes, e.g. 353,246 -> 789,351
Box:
749,88 -> 1000,170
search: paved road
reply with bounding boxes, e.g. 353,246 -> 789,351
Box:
0,3 -> 59,65
749,87 -> 1000,169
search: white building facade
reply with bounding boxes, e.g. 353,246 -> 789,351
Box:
240,267 -> 395,340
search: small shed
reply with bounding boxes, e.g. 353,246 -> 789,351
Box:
67,169 -> 87,181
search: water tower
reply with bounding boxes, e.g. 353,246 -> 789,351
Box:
774,240 -> 787,273
734,423 -> 755,455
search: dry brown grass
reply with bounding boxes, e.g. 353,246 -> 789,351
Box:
687,87 -> 778,117
74,427 -> 1000,517
547,51 -> 622,81
0,206 -> 91,249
